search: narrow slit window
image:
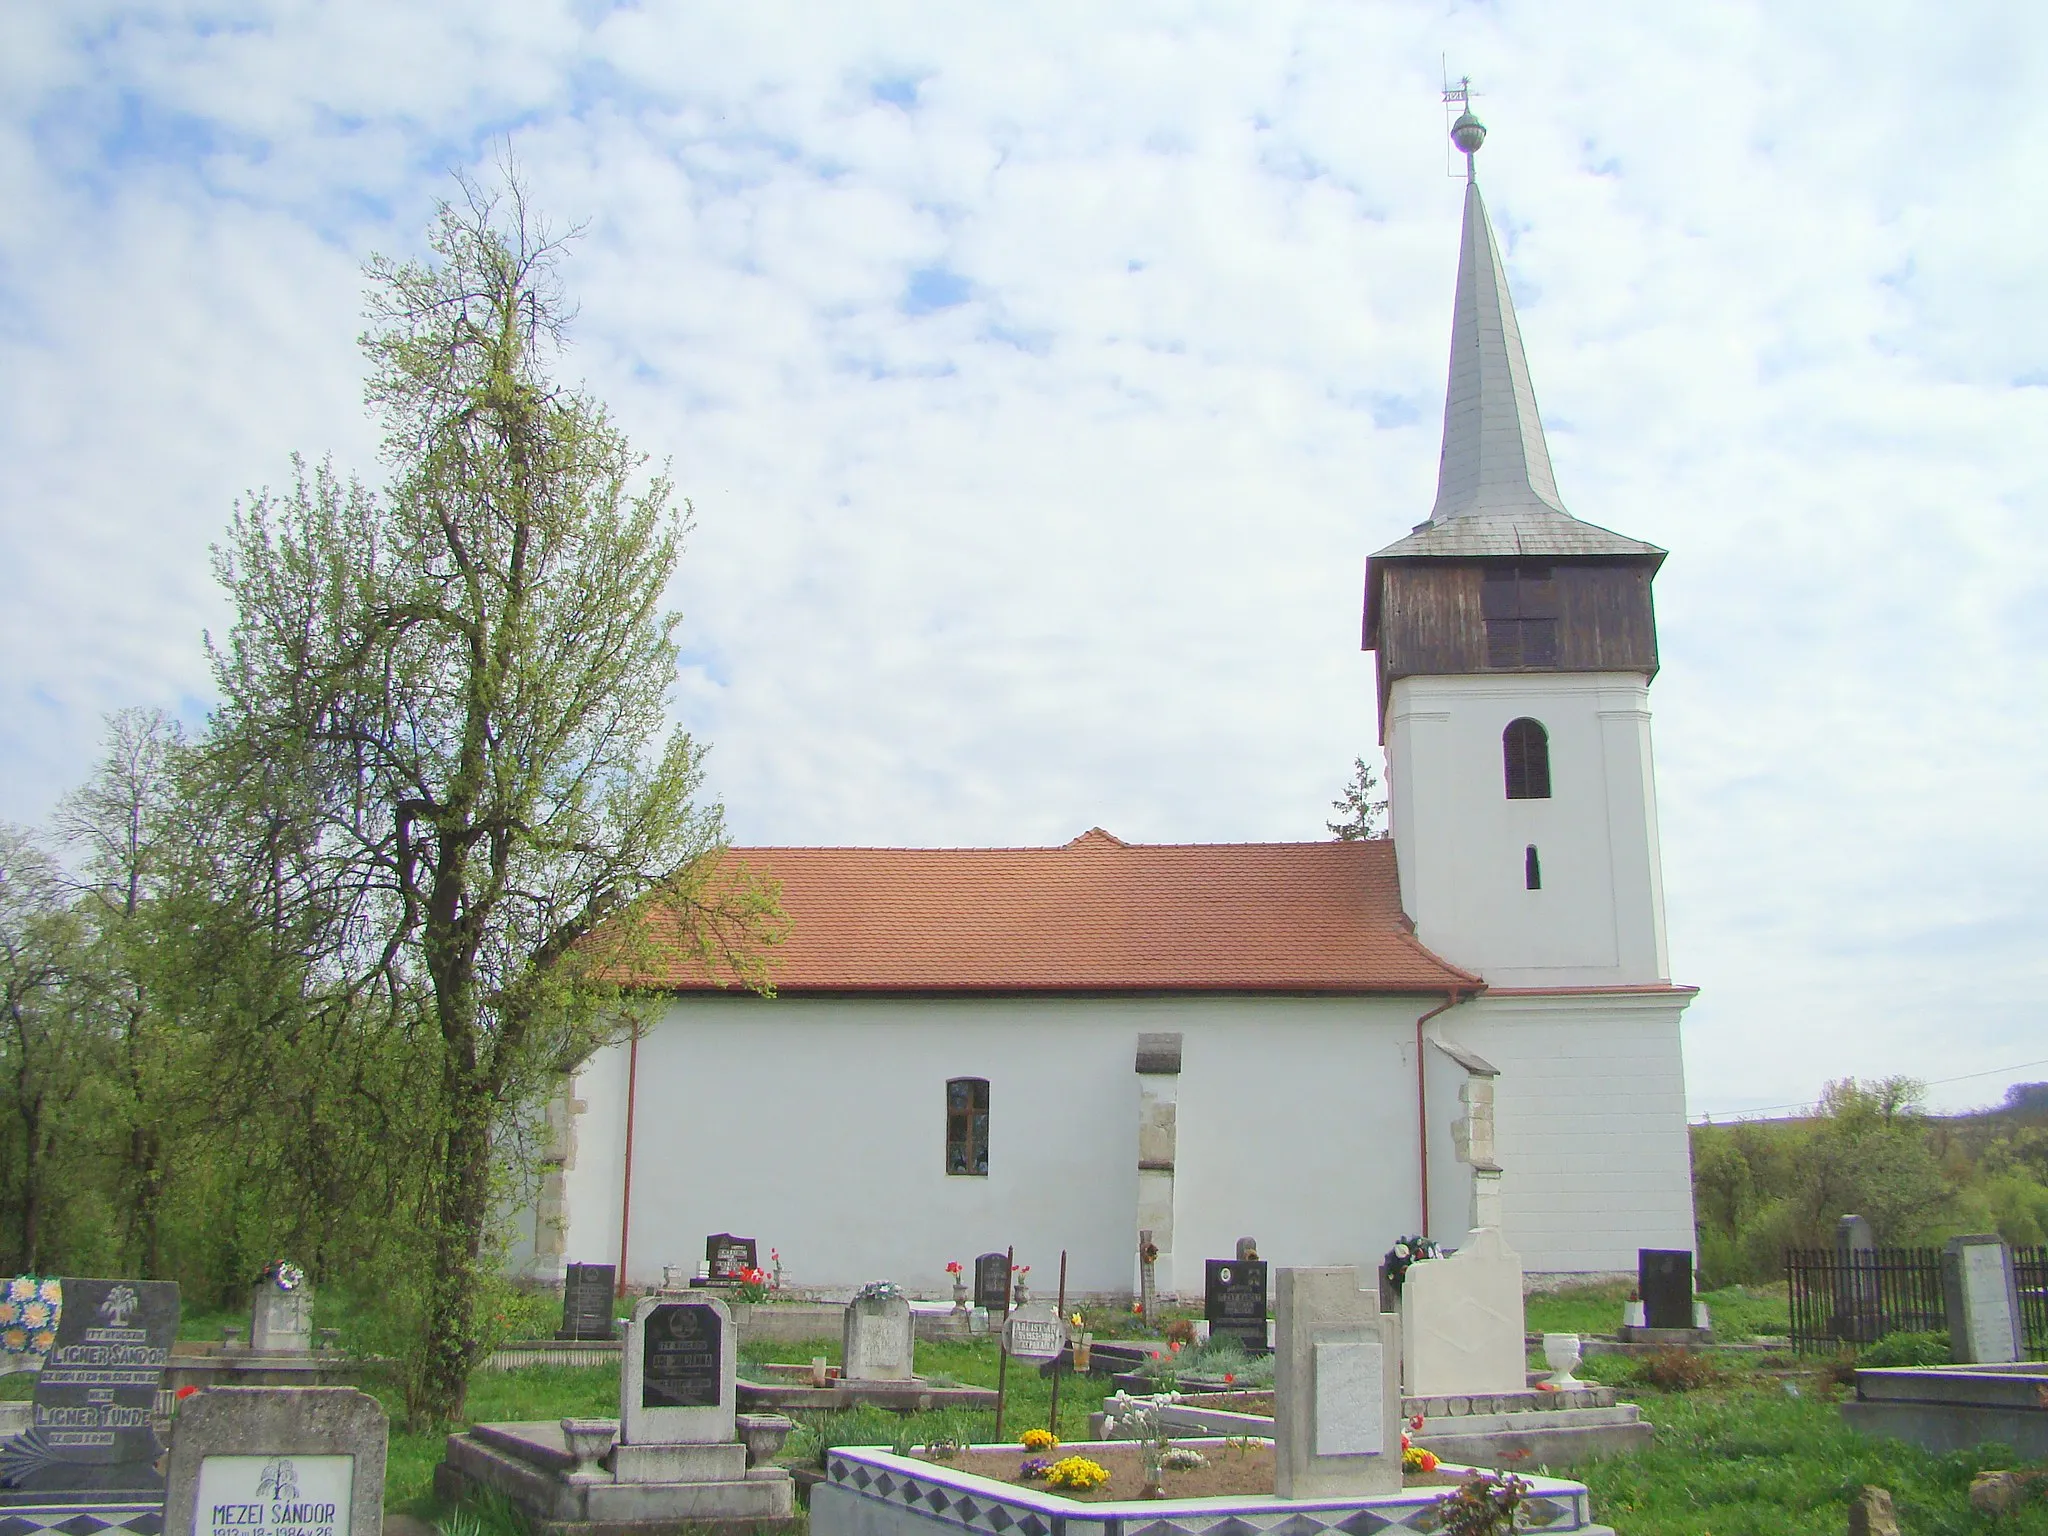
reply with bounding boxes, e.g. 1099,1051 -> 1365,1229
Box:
946,1078 -> 989,1176
1504,718 -> 1552,799
1525,845 -> 1542,890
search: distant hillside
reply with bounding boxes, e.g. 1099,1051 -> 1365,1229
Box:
1690,1079 -> 2048,1286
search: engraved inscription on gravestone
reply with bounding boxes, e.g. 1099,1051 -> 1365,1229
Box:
1206,1259 -> 1269,1352
1002,1303 -> 1065,1362
194,1454 -> 352,1536
703,1235 -> 757,1282
0,1277 -> 180,1498
1943,1235 -> 2021,1365
973,1253 -> 1010,1312
1312,1339 -> 1384,1458
642,1303 -> 722,1409
1638,1249 -> 1693,1331
557,1263 -> 617,1342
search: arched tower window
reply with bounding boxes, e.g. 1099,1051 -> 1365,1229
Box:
1503,718 -> 1551,799
946,1078 -> 989,1176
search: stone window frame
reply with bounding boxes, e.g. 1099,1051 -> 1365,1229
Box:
945,1077 -> 989,1176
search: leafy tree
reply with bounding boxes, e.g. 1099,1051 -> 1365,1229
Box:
198,169 -> 778,1421
0,825 -> 105,1270
1328,756 -> 1389,840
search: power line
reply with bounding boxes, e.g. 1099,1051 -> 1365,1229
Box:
1692,1055 -> 2048,1123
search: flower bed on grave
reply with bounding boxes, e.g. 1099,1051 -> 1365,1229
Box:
911,1442 -> 1461,1502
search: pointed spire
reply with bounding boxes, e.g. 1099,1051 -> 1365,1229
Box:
1430,153 -> 1567,522
1368,102 -> 1663,565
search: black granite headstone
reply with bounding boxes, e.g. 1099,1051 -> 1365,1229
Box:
1638,1249 -> 1693,1331
703,1234 -> 757,1281
973,1253 -> 1010,1311
1204,1258 -> 1268,1353
557,1263 -> 617,1341
0,1277 -> 180,1500
640,1302 -> 722,1409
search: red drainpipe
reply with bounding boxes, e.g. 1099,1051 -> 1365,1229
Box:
617,1026 -> 641,1297
1413,990 -> 1467,1241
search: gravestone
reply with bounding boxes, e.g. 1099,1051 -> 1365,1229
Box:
250,1270 -> 311,1354
0,1277 -> 179,1507
1400,1226 -> 1525,1396
557,1262 -> 617,1341
841,1288 -> 914,1382
973,1253 -> 1010,1312
703,1235 -> 757,1283
1941,1235 -> 2022,1365
1272,1267 -> 1399,1499
1234,1236 -> 1259,1262
621,1295 -> 736,1446
1204,1258 -> 1269,1353
1638,1249 -> 1693,1331
1832,1215 -> 1880,1344
164,1386 -> 387,1536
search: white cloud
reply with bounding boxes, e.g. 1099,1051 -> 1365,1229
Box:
4,0 -> 2046,1118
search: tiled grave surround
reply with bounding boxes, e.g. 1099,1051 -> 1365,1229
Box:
0,1503 -> 165,1536
811,1445 -> 1615,1536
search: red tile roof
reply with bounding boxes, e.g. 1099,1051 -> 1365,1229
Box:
643,828 -> 1478,995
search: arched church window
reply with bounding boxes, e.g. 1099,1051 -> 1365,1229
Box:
1504,719 -> 1551,799
946,1078 -> 989,1176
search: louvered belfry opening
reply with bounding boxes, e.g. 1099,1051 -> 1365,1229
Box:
1482,563 -> 1559,667
1504,718 -> 1551,800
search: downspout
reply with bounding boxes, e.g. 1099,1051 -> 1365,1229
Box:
617,1025 -> 641,1297
1413,989 -> 1466,1240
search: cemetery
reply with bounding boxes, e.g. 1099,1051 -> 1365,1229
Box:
6,68 -> 2048,1536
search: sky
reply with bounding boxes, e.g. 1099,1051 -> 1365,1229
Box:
3,2 -> 2045,1122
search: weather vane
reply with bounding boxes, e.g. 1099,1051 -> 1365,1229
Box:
1441,68 -> 1487,181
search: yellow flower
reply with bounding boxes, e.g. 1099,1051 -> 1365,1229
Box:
1043,1456 -> 1109,1491
38,1279 -> 61,1303
1020,1429 -> 1059,1452
0,1302 -> 18,1326
31,1330 -> 55,1352
21,1302 -> 50,1328
5,1278 -> 31,1302
1,1328 -> 26,1351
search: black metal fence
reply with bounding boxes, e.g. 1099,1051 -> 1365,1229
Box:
1787,1244 -> 2048,1355
1785,1246 -> 1946,1352
2018,1246 -> 2048,1356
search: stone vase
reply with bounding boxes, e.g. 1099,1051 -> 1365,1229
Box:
736,1412 -> 795,1467
560,1417 -> 616,1477
1542,1333 -> 1584,1388
951,1281 -> 969,1316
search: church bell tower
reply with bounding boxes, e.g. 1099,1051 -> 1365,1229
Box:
1365,99 -> 1673,989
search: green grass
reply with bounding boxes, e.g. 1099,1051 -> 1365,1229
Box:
1524,1281 -> 1792,1341
1575,1368 -> 2048,1535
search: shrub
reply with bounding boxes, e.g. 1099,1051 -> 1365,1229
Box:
1858,1331 -> 1950,1368
1436,1472 -> 1533,1536
1630,1347 -> 1725,1392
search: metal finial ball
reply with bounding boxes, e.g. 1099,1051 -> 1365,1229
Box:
1450,108 -> 1487,156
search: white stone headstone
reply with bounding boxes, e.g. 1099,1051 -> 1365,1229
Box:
164,1386 -> 387,1536
1002,1303 -> 1066,1362
1272,1267 -> 1401,1499
1400,1225 -> 1526,1397
1945,1236 -> 2022,1365
621,1295 -> 736,1445
842,1290 -> 915,1382
250,1283 -> 312,1354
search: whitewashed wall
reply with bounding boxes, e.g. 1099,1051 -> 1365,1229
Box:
552,989 -> 1695,1294
1387,671 -> 1670,988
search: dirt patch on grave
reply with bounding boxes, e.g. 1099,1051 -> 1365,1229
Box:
1174,1391 -> 1274,1415
912,1443 -> 1458,1502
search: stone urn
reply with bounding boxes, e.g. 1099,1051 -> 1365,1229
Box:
951,1280 -> 970,1317
560,1417 -> 617,1477
736,1412 -> 795,1468
1542,1333 -> 1584,1389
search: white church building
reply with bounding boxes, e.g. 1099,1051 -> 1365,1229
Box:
531,109 -> 1698,1297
